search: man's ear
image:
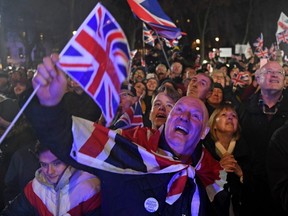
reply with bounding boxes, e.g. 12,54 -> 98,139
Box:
200,126 -> 210,140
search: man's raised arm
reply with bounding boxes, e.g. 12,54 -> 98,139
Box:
25,54 -> 97,174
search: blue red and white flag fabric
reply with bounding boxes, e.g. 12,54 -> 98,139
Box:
231,72 -> 251,87
127,0 -> 181,40
112,100 -> 143,129
268,43 -> 277,60
58,3 -> 131,125
162,37 -> 180,48
70,116 -> 225,215
276,30 -> 288,44
143,23 -> 156,46
253,33 -> 264,51
255,47 -> 269,59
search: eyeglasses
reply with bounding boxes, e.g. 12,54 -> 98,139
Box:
260,70 -> 285,77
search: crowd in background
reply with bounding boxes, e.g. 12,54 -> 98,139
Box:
0,38 -> 288,215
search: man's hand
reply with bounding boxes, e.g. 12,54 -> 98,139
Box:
33,54 -> 67,106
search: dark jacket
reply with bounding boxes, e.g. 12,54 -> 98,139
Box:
267,121 -> 288,213
236,89 -> 288,215
3,142 -> 39,204
202,135 -> 251,216
24,99 -> 217,216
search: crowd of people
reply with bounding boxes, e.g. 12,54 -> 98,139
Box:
0,40 -> 288,215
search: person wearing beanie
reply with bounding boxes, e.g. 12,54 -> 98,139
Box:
206,83 -> 224,116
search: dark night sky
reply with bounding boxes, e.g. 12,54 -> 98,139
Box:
2,0 -> 288,56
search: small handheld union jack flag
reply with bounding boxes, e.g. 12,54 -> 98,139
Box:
255,47 -> 269,59
143,23 -> 156,46
253,33 -> 264,51
276,30 -> 288,44
58,3 -> 131,125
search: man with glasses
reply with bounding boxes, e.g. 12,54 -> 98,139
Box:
238,61 -> 288,215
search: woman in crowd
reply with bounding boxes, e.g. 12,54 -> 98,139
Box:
202,103 -> 251,216
206,83 -> 224,116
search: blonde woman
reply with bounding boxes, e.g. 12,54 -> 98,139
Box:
203,103 -> 251,216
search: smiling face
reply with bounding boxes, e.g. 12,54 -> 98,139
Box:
257,61 -> 285,92
39,150 -> 67,185
146,78 -> 158,92
164,96 -> 209,161
133,69 -> 146,82
149,92 -> 175,129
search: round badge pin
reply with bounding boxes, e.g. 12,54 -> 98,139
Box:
144,197 -> 159,213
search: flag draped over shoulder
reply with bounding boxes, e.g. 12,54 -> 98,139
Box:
127,0 -> 181,40
70,116 -> 225,215
58,3 -> 130,125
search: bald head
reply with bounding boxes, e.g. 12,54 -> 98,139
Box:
164,96 -> 209,161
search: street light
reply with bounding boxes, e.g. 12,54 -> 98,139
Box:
215,37 -> 219,42
196,39 -> 200,44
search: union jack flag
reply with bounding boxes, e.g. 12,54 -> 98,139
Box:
269,43 -> 277,60
127,0 -> 181,40
253,33 -> 264,50
276,12 -> 288,35
112,100 -> 143,129
59,3 -> 130,125
231,72 -> 250,87
162,37 -> 180,48
143,23 -> 156,46
255,47 -> 269,59
276,30 -> 288,44
70,116 -> 225,215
